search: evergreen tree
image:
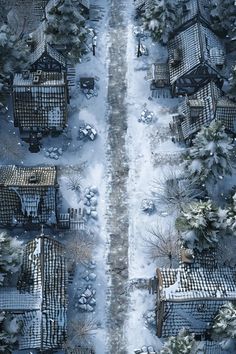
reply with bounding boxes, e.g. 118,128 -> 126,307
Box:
143,0 -> 183,43
160,328 -> 195,354
212,302 -> 236,352
175,200 -> 223,249
229,63 -> 236,96
0,23 -> 29,105
44,0 -> 87,63
210,0 -> 236,38
184,121 -> 233,184
0,232 -> 22,285
0,312 -> 21,352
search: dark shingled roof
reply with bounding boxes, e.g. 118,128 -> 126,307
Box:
168,22 -> 225,86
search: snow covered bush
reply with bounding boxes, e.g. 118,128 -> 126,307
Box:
66,174 -> 82,193
67,315 -> 97,347
175,200 -> 223,249
0,312 -> 21,352
144,225 -> 179,267
45,0 -> 87,63
184,121 -> 233,184
143,0 -> 184,43
210,0 -> 236,38
160,328 -> 195,354
65,230 -> 95,267
0,232 -> 23,285
0,23 -> 29,104
212,302 -> 236,351
152,170 -> 204,212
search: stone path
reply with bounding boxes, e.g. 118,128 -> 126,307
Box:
106,0 -> 130,353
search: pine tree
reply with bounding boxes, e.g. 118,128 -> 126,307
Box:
229,63 -> 236,95
0,23 -> 29,105
44,0 -> 87,63
210,0 -> 236,38
184,121 -> 233,184
0,312 -> 21,352
175,200 -> 223,249
213,303 -> 236,339
0,232 -> 23,285
160,328 -> 195,354
143,0 -> 183,43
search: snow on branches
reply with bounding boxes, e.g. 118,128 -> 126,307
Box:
210,0 -> 236,38
212,302 -> 236,351
143,0 -> 183,43
160,328 -> 195,354
0,232 -> 23,285
0,23 -> 29,104
0,311 -> 21,352
175,200 -> 224,249
45,0 -> 87,63
184,121 -> 234,184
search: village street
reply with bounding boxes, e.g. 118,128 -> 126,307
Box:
105,0 -> 130,352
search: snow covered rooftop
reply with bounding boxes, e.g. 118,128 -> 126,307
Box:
172,81 -> 236,140
156,248 -> 236,337
158,266 -> 236,300
17,235 -> 67,350
30,41 -> 67,68
0,288 -> 41,311
179,81 -> 222,139
13,71 -> 66,87
179,0 -> 211,29
0,165 -> 57,187
168,22 -> 225,85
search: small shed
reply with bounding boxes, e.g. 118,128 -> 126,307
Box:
147,63 -> 170,89
80,77 -> 95,90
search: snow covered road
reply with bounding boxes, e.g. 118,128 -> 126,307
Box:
105,0 -> 130,352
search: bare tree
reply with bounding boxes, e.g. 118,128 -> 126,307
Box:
66,174 -> 82,193
152,169 -> 204,212
65,230 -> 96,268
67,315 -> 97,348
143,225 -> 179,267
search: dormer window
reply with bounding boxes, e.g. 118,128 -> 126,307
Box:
169,48 -> 181,67
188,99 -> 204,124
28,174 -> 38,184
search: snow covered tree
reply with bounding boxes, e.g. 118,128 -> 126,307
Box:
212,302 -> 236,351
44,0 -> 87,63
160,328 -> 195,354
0,23 -> 29,105
175,200 -> 223,249
210,0 -> 236,38
0,311 -> 21,352
229,63 -> 236,96
143,0 -> 184,43
184,121 -> 233,184
152,169 -> 204,212
0,232 -> 23,285
144,224 -> 179,267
